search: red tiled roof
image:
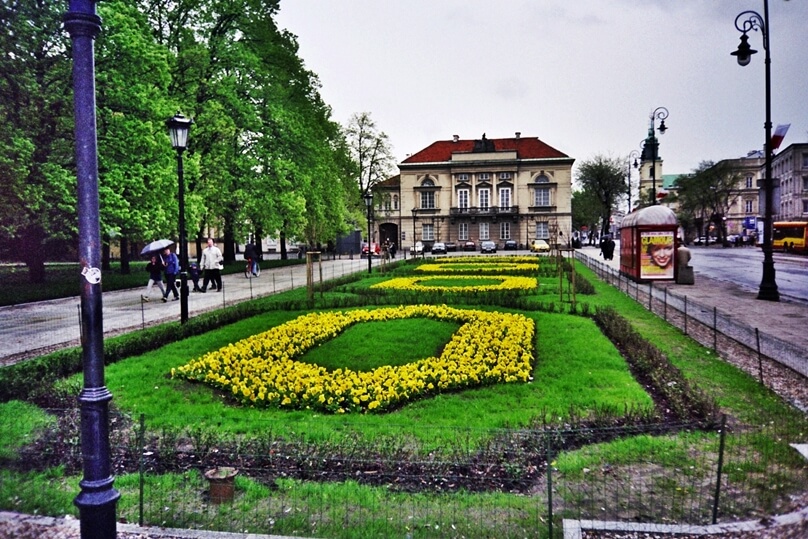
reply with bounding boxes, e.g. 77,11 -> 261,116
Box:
401,136 -> 570,164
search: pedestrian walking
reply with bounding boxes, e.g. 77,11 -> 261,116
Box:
142,255 -> 165,302
161,247 -> 180,302
200,237 -> 223,292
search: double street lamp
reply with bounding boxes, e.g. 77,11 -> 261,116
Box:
167,113 -> 193,322
732,0 -> 779,301
363,192 -> 373,274
641,107 -> 669,205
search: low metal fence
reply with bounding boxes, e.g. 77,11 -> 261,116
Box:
575,252 -> 808,380
3,411 -> 806,538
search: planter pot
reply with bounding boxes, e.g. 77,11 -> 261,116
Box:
204,467 -> 238,504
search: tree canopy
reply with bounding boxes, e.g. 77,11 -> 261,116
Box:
573,155 -> 626,238
1,0 -> 372,277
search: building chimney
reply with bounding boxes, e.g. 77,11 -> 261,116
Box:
452,134 -> 459,142
515,132 -> 521,139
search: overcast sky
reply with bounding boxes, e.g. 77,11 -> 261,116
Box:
275,0 -> 807,178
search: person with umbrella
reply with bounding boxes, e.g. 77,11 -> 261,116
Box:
141,254 -> 165,302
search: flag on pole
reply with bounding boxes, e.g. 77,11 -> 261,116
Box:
771,124 -> 790,152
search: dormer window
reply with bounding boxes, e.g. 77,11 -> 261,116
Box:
478,173 -> 491,182
499,172 -> 512,180
456,173 -> 469,182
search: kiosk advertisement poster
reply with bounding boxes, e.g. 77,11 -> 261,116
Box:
640,231 -> 674,279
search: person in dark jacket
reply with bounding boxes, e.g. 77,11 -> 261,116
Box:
161,247 -> 180,302
141,255 -> 165,302
244,243 -> 259,275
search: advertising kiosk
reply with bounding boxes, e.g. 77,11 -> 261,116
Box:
619,205 -> 678,283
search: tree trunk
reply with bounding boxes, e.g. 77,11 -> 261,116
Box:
222,218 -> 235,263
20,226 -> 47,284
102,234 -> 111,271
280,229 -> 288,260
119,236 -> 130,274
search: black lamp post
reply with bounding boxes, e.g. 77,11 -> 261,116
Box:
626,149 -> 640,213
364,192 -> 373,274
64,1 -> 120,537
411,207 -> 417,256
166,113 -> 193,322
641,107 -> 669,205
732,1 -> 779,302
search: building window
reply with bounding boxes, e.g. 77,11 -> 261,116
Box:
383,196 -> 392,211
421,178 -> 435,186
458,222 -> 469,240
457,173 -> 469,182
422,223 -> 434,241
499,187 -> 511,211
458,189 -> 469,209
420,191 -> 435,209
534,188 -> 550,206
803,200 -> 808,214
802,153 -> 808,169
499,172 -> 512,180
393,194 -> 399,210
803,176 -> 808,191
479,222 -> 490,240
745,200 -> 753,213
478,188 -> 490,210
478,173 -> 491,182
535,173 -> 550,183
500,221 -> 511,240
535,222 -> 549,239
746,175 -> 754,189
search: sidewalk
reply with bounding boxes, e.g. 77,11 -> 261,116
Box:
576,244 -> 808,356
0,255 -> 391,365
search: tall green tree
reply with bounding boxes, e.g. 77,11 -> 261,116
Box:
0,0 -> 75,282
573,155 -> 626,238
346,112 -> 394,197
676,161 -> 741,242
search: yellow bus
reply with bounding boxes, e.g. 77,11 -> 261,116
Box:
772,222 -> 808,252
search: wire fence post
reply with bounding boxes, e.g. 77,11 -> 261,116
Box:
684,296 -> 688,335
546,433 -> 554,539
756,328 -> 763,384
138,413 -> 146,526
712,414 -> 728,524
663,287 -> 668,321
713,307 -> 718,351
648,283 -> 653,311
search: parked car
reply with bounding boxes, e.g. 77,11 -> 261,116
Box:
361,242 -> 381,257
410,241 -> 425,254
444,241 -> 457,252
529,239 -> 550,253
462,240 -> 476,251
480,240 -> 497,253
503,239 -> 518,250
431,241 -> 447,254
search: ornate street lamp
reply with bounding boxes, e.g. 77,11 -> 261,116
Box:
166,113 -> 193,322
626,149 -> 640,213
641,107 -> 669,205
64,1 -> 120,537
364,192 -> 373,274
732,1 -> 779,301
411,207 -> 418,257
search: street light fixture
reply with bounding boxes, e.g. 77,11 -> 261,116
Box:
411,207 -> 417,257
732,1 -> 779,302
641,107 -> 669,205
166,112 -> 194,322
626,149 -> 640,213
363,192 -> 373,274
64,1 -> 120,537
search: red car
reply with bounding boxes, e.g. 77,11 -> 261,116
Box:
361,242 -> 381,257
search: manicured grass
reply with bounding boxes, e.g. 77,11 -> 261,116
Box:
3,256 -> 807,536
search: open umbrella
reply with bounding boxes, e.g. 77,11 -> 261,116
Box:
140,239 -> 174,257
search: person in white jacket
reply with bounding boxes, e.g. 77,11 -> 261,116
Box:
200,237 -> 224,292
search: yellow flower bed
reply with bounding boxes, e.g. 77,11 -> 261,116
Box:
371,275 -> 537,292
415,262 -> 539,274
172,305 -> 535,414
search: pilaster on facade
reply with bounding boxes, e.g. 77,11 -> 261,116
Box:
378,133 -> 574,252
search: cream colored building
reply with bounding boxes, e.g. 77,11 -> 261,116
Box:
772,142 -> 808,221
375,133 -> 574,252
